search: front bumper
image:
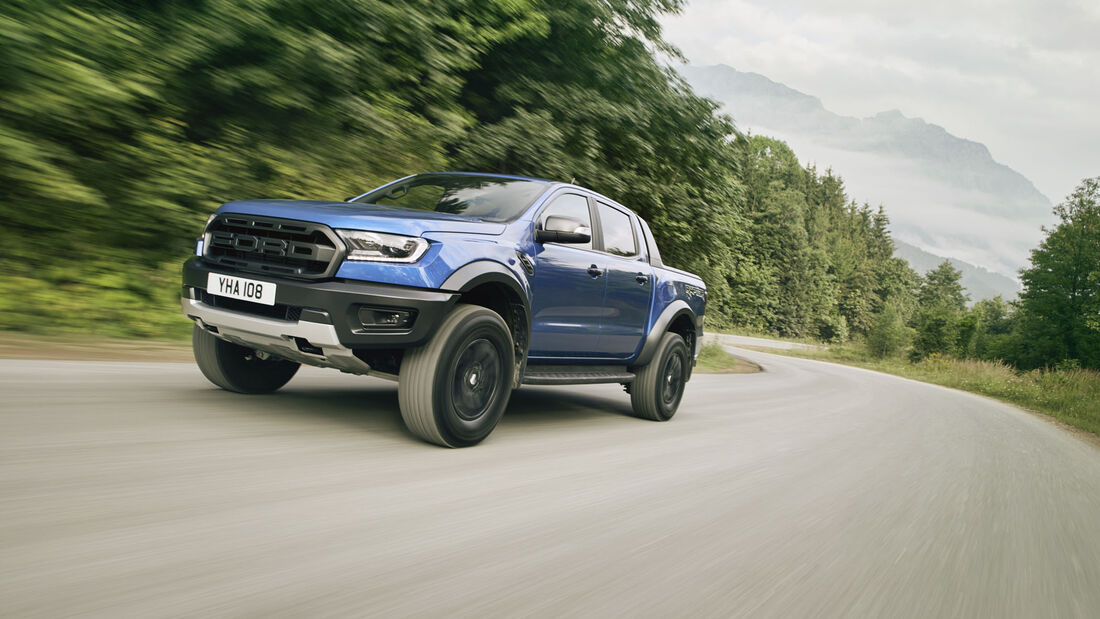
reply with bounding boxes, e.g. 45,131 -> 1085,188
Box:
181,258 -> 460,367
182,296 -> 376,373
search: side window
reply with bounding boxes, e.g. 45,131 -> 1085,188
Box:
539,194 -> 593,250
596,202 -> 638,257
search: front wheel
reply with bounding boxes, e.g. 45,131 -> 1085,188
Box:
192,325 -> 300,394
630,332 -> 689,421
398,304 -> 515,447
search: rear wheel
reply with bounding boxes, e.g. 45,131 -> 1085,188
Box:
192,325 -> 300,394
630,332 -> 689,421
398,304 -> 514,447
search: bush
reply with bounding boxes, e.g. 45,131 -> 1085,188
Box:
816,314 -> 849,343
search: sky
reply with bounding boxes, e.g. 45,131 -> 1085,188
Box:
661,0 -> 1100,203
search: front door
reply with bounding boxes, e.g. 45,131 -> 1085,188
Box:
529,193 -> 607,358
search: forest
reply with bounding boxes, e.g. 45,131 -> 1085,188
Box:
1,0 -> 1097,371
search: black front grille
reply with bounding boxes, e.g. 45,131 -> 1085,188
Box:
198,290 -> 302,321
204,214 -> 342,280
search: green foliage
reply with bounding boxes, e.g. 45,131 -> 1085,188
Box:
911,307 -> 958,360
865,303 -> 912,358
894,176 -> 1100,372
815,314 -> 849,344
0,0 -> 920,345
1,0 -> 548,336
919,260 -> 968,312
1013,177 -> 1100,369
728,136 -> 917,340
909,260 -> 969,360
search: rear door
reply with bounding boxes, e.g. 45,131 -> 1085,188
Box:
528,193 -> 607,358
594,201 -> 654,358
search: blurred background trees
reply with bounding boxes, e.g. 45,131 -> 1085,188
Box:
0,0 -> 1096,371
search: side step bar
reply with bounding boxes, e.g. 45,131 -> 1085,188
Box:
522,365 -> 635,386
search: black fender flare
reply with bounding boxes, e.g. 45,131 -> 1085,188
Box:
441,261 -> 532,387
632,300 -> 697,369
440,261 -> 529,305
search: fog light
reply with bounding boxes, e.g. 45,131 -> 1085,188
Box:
358,307 -> 415,329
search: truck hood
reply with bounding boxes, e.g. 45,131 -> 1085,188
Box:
216,200 -> 508,236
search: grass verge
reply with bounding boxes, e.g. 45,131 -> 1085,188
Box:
695,339 -> 761,374
764,344 -> 1100,437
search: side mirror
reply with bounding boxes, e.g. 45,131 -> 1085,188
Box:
536,216 -> 591,244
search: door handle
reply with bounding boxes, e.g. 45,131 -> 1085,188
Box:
587,264 -> 603,278
635,273 -> 649,285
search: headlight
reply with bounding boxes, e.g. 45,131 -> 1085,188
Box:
336,230 -> 429,263
198,214 -> 217,257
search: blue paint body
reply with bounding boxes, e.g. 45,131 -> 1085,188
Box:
214,174 -> 705,364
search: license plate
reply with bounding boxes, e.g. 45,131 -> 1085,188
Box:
206,273 -> 277,306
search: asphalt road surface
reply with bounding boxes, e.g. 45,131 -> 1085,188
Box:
2,349 -> 1099,618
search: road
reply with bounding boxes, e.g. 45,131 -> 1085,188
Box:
2,350 -> 1099,618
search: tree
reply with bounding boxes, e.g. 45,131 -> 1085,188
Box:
866,303 -> 911,358
918,261 -> 968,312
911,308 -> 958,360
970,296 -> 1015,360
1014,177 -> 1100,368
911,261 -> 967,359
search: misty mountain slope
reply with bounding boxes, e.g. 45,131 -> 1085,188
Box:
680,64 -> 1054,277
894,240 -> 1020,302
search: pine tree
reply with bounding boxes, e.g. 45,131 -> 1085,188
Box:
918,261 -> 968,312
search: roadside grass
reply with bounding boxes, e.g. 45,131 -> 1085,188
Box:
695,339 -> 761,374
768,343 -> 1100,437
0,263 -> 192,340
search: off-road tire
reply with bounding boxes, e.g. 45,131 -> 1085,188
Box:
192,325 -> 300,394
398,304 -> 514,447
630,332 -> 689,421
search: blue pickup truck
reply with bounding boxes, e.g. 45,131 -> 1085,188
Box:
182,173 -> 706,446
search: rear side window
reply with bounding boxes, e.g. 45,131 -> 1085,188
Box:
596,202 -> 637,257
539,194 -> 593,250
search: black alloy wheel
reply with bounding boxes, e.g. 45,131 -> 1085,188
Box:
451,338 -> 503,421
399,304 -> 515,447
661,350 -> 685,409
630,331 -> 690,421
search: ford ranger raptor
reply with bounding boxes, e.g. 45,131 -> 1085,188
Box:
182,172 -> 707,446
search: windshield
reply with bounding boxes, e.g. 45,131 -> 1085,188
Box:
351,175 -> 549,222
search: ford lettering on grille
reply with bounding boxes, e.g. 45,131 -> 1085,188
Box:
204,215 -> 341,279
211,231 -> 321,259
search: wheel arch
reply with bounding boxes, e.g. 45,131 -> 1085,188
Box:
632,300 -> 699,375
441,261 -> 531,388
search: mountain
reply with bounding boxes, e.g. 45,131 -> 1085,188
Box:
679,64 -> 1054,279
894,240 -> 1020,302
